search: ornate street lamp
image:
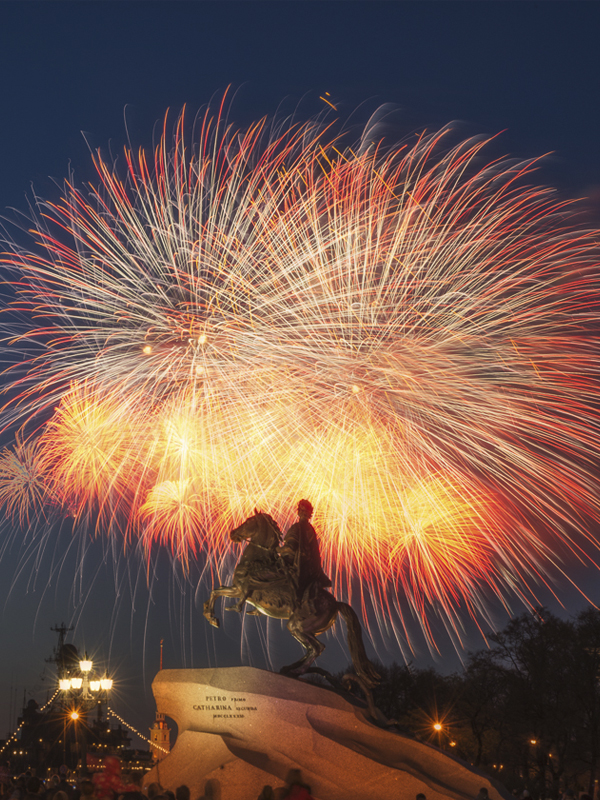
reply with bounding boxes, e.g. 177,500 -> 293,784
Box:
58,653 -> 113,776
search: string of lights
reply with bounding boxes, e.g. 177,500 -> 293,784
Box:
107,707 -> 169,754
0,689 -> 60,756
0,689 -> 166,760
0,720 -> 25,757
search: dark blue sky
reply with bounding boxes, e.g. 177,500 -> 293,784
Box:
2,1 -> 600,210
1,0 -> 600,745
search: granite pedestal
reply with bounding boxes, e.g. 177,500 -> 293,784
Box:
143,667 -> 510,800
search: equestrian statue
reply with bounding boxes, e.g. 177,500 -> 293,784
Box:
203,499 -> 380,688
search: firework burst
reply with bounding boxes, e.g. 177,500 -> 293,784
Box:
1,102 -> 599,644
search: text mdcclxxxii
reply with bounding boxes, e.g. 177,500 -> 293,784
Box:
192,693 -> 258,720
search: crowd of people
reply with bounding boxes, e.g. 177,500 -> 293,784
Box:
2,769 -> 597,800
0,758 -> 139,800
255,768 -> 315,799
0,763 -> 316,800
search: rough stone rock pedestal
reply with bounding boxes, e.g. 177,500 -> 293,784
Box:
143,667 -> 509,800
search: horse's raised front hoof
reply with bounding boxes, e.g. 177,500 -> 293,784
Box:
203,602 -> 220,628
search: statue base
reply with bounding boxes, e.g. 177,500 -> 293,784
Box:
143,667 -> 509,800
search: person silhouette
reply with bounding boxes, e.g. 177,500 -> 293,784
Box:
280,499 -> 331,604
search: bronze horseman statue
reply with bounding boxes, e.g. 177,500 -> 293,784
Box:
203,500 -> 380,687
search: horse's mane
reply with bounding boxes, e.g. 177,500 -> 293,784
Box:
257,511 -> 283,538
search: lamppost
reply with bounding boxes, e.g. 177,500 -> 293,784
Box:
58,654 -> 113,776
433,721 -> 453,751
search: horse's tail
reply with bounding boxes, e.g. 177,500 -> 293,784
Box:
336,602 -> 380,688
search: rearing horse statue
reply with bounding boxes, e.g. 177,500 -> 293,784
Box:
203,510 -> 380,688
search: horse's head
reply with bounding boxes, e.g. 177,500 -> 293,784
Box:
230,508 -> 281,549
230,511 -> 260,544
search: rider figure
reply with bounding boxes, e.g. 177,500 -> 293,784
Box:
280,499 -> 332,604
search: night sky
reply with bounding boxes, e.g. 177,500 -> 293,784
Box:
1,1 -> 600,747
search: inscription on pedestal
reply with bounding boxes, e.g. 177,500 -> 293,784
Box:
193,692 -> 258,720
